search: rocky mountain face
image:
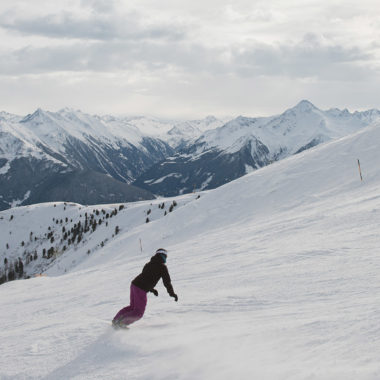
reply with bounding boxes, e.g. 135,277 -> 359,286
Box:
133,100 -> 380,195
0,109 -> 172,210
0,109 -> 226,210
2,101 -> 379,208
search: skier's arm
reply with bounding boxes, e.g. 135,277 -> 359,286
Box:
162,266 -> 177,301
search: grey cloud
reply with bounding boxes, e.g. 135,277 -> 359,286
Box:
0,31 -> 375,85
80,0 -> 116,13
0,11 -> 186,42
0,39 -> 223,75
232,35 -> 374,81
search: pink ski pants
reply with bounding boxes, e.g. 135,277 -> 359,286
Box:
113,283 -> 147,326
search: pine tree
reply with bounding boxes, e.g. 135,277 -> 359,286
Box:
18,258 -> 24,278
48,247 -> 54,259
8,262 -> 15,281
0,267 -> 6,285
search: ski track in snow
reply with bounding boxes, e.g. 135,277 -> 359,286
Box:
1,124 -> 380,379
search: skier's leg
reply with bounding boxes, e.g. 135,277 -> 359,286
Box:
118,284 -> 147,326
113,284 -> 134,322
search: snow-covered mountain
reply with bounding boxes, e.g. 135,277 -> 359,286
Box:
2,101 -> 380,209
0,109 -> 227,210
0,107 -> 173,180
165,115 -> 231,148
1,119 -> 380,379
134,100 -> 380,196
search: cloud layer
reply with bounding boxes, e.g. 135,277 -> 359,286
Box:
0,0 -> 379,117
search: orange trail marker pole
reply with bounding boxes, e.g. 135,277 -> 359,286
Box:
357,159 -> 363,182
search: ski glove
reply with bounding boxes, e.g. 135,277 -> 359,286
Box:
151,289 -> 158,296
171,293 -> 178,302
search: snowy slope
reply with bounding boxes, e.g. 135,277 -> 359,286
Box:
0,109 -> 226,162
0,195 -> 198,279
133,100 -> 380,196
0,108 -> 149,160
165,115 -> 231,148
1,121 -> 380,379
0,109 -> 227,210
0,109 -> 176,210
198,100 -> 380,156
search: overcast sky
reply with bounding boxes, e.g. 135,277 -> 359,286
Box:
0,0 -> 380,118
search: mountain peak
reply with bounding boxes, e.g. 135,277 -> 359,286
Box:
20,108 -> 50,123
293,100 -> 317,112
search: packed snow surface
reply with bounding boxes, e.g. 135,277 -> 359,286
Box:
1,123 -> 380,379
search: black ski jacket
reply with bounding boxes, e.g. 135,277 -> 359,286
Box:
132,253 -> 175,296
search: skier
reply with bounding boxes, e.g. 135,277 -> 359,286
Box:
112,248 -> 178,329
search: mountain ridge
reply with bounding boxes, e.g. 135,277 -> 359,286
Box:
2,101 -> 380,208
134,100 -> 380,195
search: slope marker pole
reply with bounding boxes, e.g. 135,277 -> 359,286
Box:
357,159 -> 363,182
139,238 -> 143,253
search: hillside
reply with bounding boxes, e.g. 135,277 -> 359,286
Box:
134,100 -> 380,196
1,122 -> 380,379
0,109 -> 227,210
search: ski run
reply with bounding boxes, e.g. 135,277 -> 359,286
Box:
1,121 -> 380,379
